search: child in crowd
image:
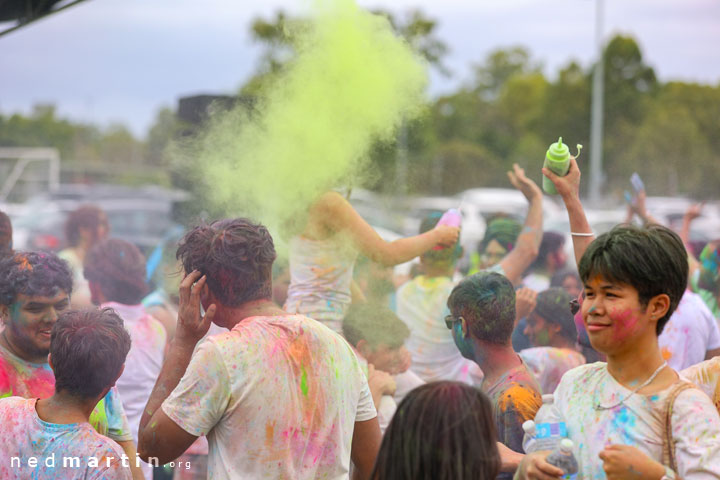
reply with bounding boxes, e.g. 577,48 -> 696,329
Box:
0,308 -> 133,479
396,213 -> 484,385
284,189 -> 459,334
371,381 -> 501,480
58,205 -> 110,308
84,238 -> 167,479
447,271 -> 542,474
519,287 -> 585,393
0,251 -> 142,479
519,157 -> 720,478
342,303 -> 424,431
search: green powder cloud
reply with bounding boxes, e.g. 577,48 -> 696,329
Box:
181,0 -> 427,237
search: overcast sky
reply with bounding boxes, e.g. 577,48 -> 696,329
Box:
1,0 -> 718,137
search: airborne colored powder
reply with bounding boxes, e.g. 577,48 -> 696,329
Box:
181,0 -> 427,236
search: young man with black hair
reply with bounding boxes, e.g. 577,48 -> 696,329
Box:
0,308 -> 133,479
137,218 -> 381,480
0,251 -> 142,479
519,287 -> 585,394
447,271 -> 542,477
519,156 -> 720,479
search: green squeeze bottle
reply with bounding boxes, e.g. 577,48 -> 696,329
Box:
543,137 -> 570,195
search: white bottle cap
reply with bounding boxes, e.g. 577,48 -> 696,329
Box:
560,439 -> 574,453
522,420 -> 536,434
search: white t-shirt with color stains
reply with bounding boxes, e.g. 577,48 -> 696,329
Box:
161,315 -> 376,480
536,362 -> 720,479
519,347 -> 586,394
658,291 -> 720,371
0,397 -> 131,479
396,275 -> 484,386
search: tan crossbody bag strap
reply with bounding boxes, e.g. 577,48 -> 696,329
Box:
661,381 -> 697,473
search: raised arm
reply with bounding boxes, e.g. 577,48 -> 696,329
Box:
542,157 -> 593,267
496,164 -> 543,285
315,192 -> 459,267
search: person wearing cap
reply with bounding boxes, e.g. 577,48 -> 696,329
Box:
519,288 -> 586,394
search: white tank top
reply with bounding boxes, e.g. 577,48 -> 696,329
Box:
284,235 -> 357,334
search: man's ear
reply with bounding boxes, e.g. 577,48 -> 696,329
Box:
356,339 -> 371,357
200,282 -> 215,310
460,317 -> 470,338
0,304 -> 9,324
648,293 -> 671,323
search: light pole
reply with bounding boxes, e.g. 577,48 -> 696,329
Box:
589,0 -> 605,205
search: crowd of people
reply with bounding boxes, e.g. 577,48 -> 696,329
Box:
0,155 -> 719,480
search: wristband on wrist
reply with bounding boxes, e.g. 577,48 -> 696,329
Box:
570,232 -> 594,237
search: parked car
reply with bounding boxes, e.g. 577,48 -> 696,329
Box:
10,184 -> 189,255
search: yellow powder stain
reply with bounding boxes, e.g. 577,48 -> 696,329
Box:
265,421 -> 275,448
498,384 -> 542,422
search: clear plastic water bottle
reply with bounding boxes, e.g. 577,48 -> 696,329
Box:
533,394 -> 568,452
522,420 -> 537,453
546,439 -> 579,479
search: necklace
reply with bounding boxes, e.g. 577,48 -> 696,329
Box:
594,361 -> 668,410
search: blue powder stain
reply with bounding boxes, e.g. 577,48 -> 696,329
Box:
611,406 -> 637,445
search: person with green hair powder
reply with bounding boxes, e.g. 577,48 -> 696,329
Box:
467,165 -> 545,286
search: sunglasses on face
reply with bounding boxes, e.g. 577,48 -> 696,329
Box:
569,299 -> 580,315
444,314 -> 463,330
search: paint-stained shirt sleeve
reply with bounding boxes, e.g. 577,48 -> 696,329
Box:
495,385 -> 540,454
672,388 -> 720,478
355,365 -> 377,423
161,340 -> 231,437
105,387 -> 134,442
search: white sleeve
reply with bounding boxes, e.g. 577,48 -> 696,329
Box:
161,341 -> 231,436
355,374 -> 377,423
672,388 -> 720,478
704,304 -> 720,350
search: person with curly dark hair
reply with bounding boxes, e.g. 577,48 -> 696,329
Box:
58,204 -> 110,308
0,308 -> 133,479
0,210 -> 13,259
85,238 -> 167,479
0,251 -> 143,479
137,218 -> 381,480
371,381 -> 501,480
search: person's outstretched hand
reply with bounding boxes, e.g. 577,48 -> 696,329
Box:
176,270 -> 216,345
515,287 -> 538,321
434,225 -> 461,248
509,163 -> 542,202
542,156 -> 581,201
685,202 -> 705,222
600,445 -> 665,480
